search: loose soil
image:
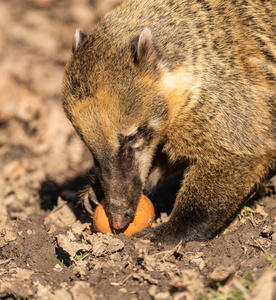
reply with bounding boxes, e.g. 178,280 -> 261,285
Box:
0,1 -> 275,299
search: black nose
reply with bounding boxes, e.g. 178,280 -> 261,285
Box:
109,208 -> 135,229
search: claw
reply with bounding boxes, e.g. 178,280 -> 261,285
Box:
89,192 -> 99,206
82,194 -> 94,215
133,222 -> 180,245
78,185 -> 100,216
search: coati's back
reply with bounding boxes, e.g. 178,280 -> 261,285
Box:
62,0 -> 276,243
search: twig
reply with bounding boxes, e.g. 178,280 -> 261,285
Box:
111,273 -> 133,286
0,258 -> 11,266
151,240 -> 183,260
247,239 -> 266,254
250,213 -> 256,229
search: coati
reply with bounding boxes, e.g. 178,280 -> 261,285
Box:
62,0 -> 276,244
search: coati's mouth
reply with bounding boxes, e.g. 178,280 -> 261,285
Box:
108,209 -> 136,230
110,213 -> 127,230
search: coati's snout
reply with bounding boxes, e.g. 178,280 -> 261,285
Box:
88,120 -> 166,230
96,172 -> 142,229
93,149 -> 144,230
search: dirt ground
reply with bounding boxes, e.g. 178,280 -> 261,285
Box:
0,1 -> 275,299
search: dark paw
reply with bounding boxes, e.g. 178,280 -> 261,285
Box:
78,185 -> 100,216
133,226 -> 157,241
133,222 -> 183,245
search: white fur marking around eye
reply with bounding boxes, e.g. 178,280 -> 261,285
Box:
131,138 -> 144,149
121,125 -> 138,137
135,146 -> 156,185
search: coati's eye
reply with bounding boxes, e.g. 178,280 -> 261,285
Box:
119,124 -> 154,150
118,130 -> 141,149
126,133 -> 138,144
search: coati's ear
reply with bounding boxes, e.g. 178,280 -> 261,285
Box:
72,28 -> 88,54
131,28 -> 162,67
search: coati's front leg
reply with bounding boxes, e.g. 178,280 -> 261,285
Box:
145,146 -> 189,192
78,174 -> 104,216
136,155 -> 272,244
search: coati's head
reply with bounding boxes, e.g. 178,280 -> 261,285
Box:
62,26 -> 170,230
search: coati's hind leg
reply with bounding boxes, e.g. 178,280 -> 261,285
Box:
135,154 -> 274,244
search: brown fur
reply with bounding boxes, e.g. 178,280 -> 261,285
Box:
62,0 -> 276,244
